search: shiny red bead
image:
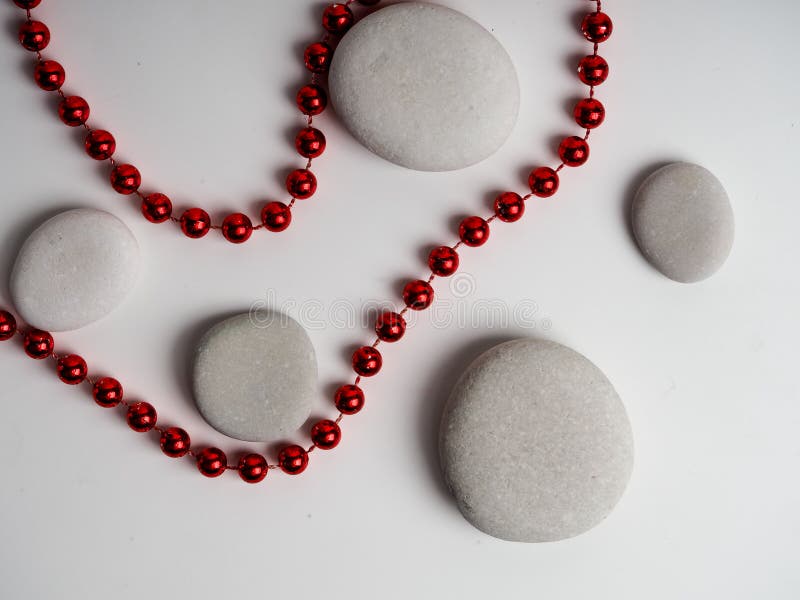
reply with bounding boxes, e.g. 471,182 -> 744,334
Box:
403,279 -> 434,311
529,167 -> 560,198
58,96 -> 90,127
286,169 -> 317,199
297,84 -> 328,116
56,354 -> 87,385
311,420 -> 341,450
278,445 -> 308,475
19,20 -> 49,51
84,130 -> 116,160
428,246 -> 459,277
23,329 -> 53,360
295,127 -> 326,159
110,164 -> 140,194
353,345 -> 382,377
141,193 -> 172,224
34,60 -> 65,91
494,192 -> 525,223
92,377 -> 123,408
559,136 -> 590,167
160,427 -> 191,458
14,1 -> 42,8
376,311 -> 406,343
196,447 -> 227,478
304,42 -> 333,73
126,402 -> 157,433
459,216 -> 490,247
0,310 -> 17,341
574,98 -> 606,129
581,12 -> 613,43
221,213 -> 253,244
261,201 -> 292,232
180,208 -> 212,239
335,384 -> 365,415
323,4 -> 355,34
578,55 -> 609,86
238,453 -> 269,484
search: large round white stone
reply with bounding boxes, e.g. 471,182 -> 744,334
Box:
192,312 -> 317,442
10,208 -> 140,332
440,339 -> 634,543
329,2 -> 520,171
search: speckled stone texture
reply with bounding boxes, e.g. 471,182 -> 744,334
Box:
440,339 -> 634,543
632,162 -> 735,283
10,208 -> 140,332
329,2 -> 520,172
192,312 -> 317,443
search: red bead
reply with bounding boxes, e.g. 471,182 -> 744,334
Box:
494,192 -> 525,223
238,453 -> 269,484
19,20 -> 49,51
304,42 -> 333,73
110,163 -> 141,194
58,96 -> 90,127
286,169 -> 317,199
196,447 -> 227,478
23,329 -> 53,360
34,60 -> 65,91
428,246 -> 459,277
278,445 -> 309,475
459,216 -> 490,247
0,310 -> 17,341
578,55 -> 609,86
93,377 -> 123,408
581,12 -> 613,43
376,311 -> 406,343
353,345 -> 382,377
559,136 -> 590,167
574,98 -> 605,129
221,213 -> 253,244
295,127 -> 327,159
84,130 -> 116,160
335,384 -> 365,415
14,1 -> 42,8
529,167 -> 560,198
56,354 -> 87,385
403,279 -> 434,311
141,193 -> 172,224
261,201 -> 292,232
311,419 -> 341,450
126,402 -> 157,433
297,84 -> 328,116
180,208 -> 211,239
160,427 -> 191,458
323,4 -> 355,34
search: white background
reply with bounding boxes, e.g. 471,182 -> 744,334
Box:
0,1 -> 797,598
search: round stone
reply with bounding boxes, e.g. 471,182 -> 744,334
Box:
192,312 -> 317,443
440,339 -> 634,543
10,208 -> 140,332
632,162 -> 735,283
329,2 -> 520,172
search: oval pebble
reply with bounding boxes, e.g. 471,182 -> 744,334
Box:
192,312 -> 317,443
632,162 -> 735,283
10,208 -> 140,332
329,2 -> 519,172
440,339 -> 634,543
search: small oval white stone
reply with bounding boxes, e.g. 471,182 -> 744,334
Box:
192,312 -> 317,443
10,208 -> 140,332
440,339 -> 634,543
632,162 -> 735,283
329,2 -> 520,171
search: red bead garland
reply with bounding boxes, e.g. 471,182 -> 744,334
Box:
58,96 -> 90,127
311,420 -> 341,450
23,329 -> 54,360
197,447 -> 228,478
56,354 -> 88,385
33,60 -> 64,91
221,213 -> 254,244
376,311 -> 406,343
141,193 -> 173,224
93,377 -> 123,408
494,192 -> 525,223
160,427 -> 191,458
428,246 -> 459,277
278,445 -> 309,475
18,20 -> 49,51
335,384 -> 365,415
180,208 -> 212,239
0,311 -> 17,342
127,402 -> 158,433
238,454 -> 269,484
110,164 -> 141,194
459,216 -> 491,247
85,130 -> 116,160
403,280 -> 434,311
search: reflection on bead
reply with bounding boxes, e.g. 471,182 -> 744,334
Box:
297,84 -> 328,116
578,55 -> 609,86
160,427 -> 191,458
581,12 -> 613,44
529,167 -> 560,198
58,96 -> 90,127
93,377 -> 123,408
376,311 -> 406,343
278,445 -> 308,475
14,1 -> 43,9
238,453 -> 269,484
428,246 -> 459,277
494,192 -> 525,223
559,136 -> 590,167
56,354 -> 87,385
34,60 -> 65,91
304,42 -> 334,73
574,98 -> 605,129
403,280 -> 434,311
261,201 -> 292,232
323,4 -> 355,35
85,130 -> 116,160
23,329 -> 53,360
311,420 -> 341,450
295,127 -> 327,158
459,216 -> 490,247
353,346 -> 382,377
110,164 -> 141,194
19,21 -> 49,51
141,193 -> 172,224
335,384 -> 365,415
126,402 -> 157,432
180,208 -> 211,239
197,447 -> 227,478
221,213 -> 253,244
0,310 -> 17,341
286,169 -> 317,199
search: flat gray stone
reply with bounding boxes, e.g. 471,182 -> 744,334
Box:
440,339 -> 634,543
329,2 -> 519,172
192,312 -> 316,442
632,162 -> 735,283
10,208 -> 140,332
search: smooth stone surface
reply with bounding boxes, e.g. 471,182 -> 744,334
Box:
632,162 -> 735,283
329,2 -> 520,172
10,208 -> 140,332
440,339 -> 634,543
192,312 -> 317,443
